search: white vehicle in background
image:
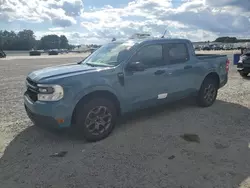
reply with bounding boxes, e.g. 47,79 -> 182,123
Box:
245,42 -> 250,49
129,33 -> 151,39
223,44 -> 232,50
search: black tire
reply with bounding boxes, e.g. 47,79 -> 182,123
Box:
197,77 -> 218,107
239,71 -> 249,78
75,98 -> 117,142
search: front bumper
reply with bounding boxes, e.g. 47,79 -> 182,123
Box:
237,62 -> 250,72
25,105 -> 59,129
24,94 -> 73,129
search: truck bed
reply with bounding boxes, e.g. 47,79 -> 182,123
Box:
196,54 -> 227,60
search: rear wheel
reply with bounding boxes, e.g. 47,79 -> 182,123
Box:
239,71 -> 249,78
75,98 -> 117,142
197,77 -> 218,107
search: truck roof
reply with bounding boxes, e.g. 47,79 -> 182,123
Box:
111,37 -> 191,45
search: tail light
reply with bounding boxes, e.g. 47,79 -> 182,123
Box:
226,59 -> 230,72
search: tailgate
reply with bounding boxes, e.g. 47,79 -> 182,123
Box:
216,56 -> 229,88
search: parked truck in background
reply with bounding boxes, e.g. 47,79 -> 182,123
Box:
24,37 -> 229,142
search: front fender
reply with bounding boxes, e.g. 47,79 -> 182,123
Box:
73,85 -> 120,107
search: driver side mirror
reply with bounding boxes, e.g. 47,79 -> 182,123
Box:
126,61 -> 145,72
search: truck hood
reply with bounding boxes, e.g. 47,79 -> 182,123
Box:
28,63 -> 100,82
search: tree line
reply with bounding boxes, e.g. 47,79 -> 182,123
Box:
214,37 -> 250,43
3,29 -> 248,51
0,29 -> 75,51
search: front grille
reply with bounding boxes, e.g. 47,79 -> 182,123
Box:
25,78 -> 38,102
26,77 -> 37,89
25,90 -> 38,102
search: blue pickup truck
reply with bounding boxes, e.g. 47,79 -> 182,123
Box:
24,38 -> 229,141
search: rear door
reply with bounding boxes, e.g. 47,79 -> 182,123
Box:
163,42 -> 197,99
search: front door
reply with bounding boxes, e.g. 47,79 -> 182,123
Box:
123,43 -> 171,110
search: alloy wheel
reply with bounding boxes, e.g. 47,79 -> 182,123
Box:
203,84 -> 216,103
84,106 -> 112,136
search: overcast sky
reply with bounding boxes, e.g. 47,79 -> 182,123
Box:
0,0 -> 250,44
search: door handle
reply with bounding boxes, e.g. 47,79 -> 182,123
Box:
184,65 -> 192,69
154,70 -> 166,75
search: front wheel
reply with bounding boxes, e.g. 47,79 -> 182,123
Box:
75,98 -> 117,142
197,77 -> 218,107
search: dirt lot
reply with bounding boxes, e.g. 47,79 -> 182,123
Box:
0,53 -> 250,188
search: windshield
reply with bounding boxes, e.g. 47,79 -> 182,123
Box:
81,41 -> 136,67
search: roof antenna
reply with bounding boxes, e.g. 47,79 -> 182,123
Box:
161,30 -> 167,38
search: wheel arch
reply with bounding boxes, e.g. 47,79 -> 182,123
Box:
202,72 -> 220,88
71,90 -> 121,125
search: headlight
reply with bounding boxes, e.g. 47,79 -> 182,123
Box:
37,84 -> 64,101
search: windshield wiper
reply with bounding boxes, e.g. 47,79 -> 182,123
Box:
85,63 -> 100,67
107,61 -> 118,64
85,63 -> 113,67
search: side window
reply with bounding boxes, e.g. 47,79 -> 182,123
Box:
131,44 -> 164,68
165,43 -> 189,64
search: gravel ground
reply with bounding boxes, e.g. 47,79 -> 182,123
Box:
0,53 -> 250,188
